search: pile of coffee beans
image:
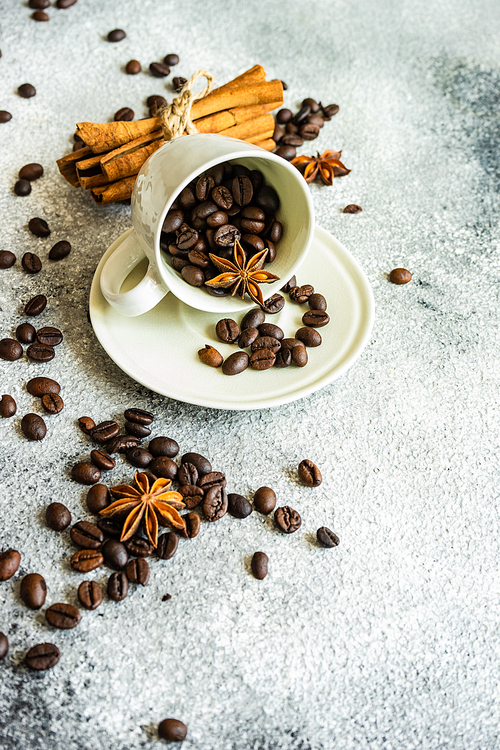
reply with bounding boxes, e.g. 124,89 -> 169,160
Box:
160,161 -> 282,300
273,98 -> 339,162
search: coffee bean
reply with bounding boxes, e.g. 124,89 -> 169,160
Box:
96,518 -> 122,538
241,308 -> 265,330
0,549 -> 21,581
21,413 -> 46,440
181,264 -> 204,287
178,484 -> 204,509
41,393 -> 64,414
126,59 -> 142,75
228,493 -> 252,519
46,502 -> 71,531
0,250 -> 15,269
307,114 -> 324,127
71,521 -> 104,549
299,123 -> 320,140
302,310 -> 330,328
280,134 -> 303,147
252,336 -> 281,354
0,338 -> 22,361
86,484 -> 110,513
150,456 -> 177,480
0,110 -> 12,123
27,343 -> 54,362
316,527 -> 339,548
29,0 -> 49,7
0,394 -> 16,418
308,293 -> 327,311
14,178 -> 31,196
48,240 -> 71,261
18,83 -> 36,98
181,452 -> 212,476
251,551 -> 268,580
253,486 -> 276,514
216,318 -> 239,344
46,603 -> 81,630
150,61 -> 170,77
78,580 -> 103,610
198,471 -> 226,491
124,407 -> 154,425
237,327 -> 259,348
203,485 -> 228,522
106,434 -> 140,454
25,294 -> 47,316
20,573 -> 47,609
250,349 -> 276,370
149,436 -> 179,458
296,327 -> 322,347
125,421 -> 151,438
28,217 -> 50,237
275,506 -> 302,533
88,450 -> 114,471
298,459 -> 322,487
198,344 -> 223,367
107,571 -> 129,601
70,549 -> 104,573
289,285 -> 314,304
321,103 -> 339,118
178,462 -> 198,486
292,344 -> 308,367
222,351 -> 249,375
25,643 -> 60,671
127,447 -> 153,468
102,539 -> 128,570
172,76 -> 187,92
27,377 -> 60,396
163,210 -> 184,234
261,294 -> 285,315
89,420 -> 120,444
56,0 -> 77,7
274,348 -> 292,367
171,256 -> 188,272
179,512 -> 201,539
158,719 -> 187,743
123,535 -> 153,558
71,462 -> 101,485
156,532 -> 179,559
108,29 -> 126,42
37,326 -> 63,347
214,224 -> 241,247
256,185 -> 280,214
0,633 -> 8,659
389,268 -> 412,284
343,204 -> 362,213
19,163 -> 43,181
276,145 -> 297,161
16,323 -> 35,343
164,53 -> 179,66
114,107 -> 134,121
126,558 -> 150,586
211,185 -> 233,210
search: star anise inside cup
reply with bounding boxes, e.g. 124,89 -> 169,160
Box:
205,240 -> 279,307
291,150 -> 350,186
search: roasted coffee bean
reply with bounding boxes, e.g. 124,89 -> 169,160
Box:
150,61 -> 170,77
71,521 -> 104,550
124,407 -> 154,425
29,0 -> 50,7
302,310 -> 330,328
257,323 -> 283,341
96,518 -> 121,538
302,97 -> 320,113
186,249 -> 209,268
292,344 -> 308,367
0,111 -> 12,123
293,104 -> 311,124
241,308 -> 265,330
227,493 -> 252,518
178,484 -> 204,509
237,327 -> 259,348
242,233 -> 265,253
125,421 -> 151,438
276,108 -> 293,124
281,276 -> 297,293
108,28 -> 126,42
41,393 -> 64,414
0,250 -> 16,269
0,633 -> 8,659
27,376 -> 60,396
46,502 -> 71,531
232,175 -> 253,206
21,413 -> 46,440
253,486 -> 276,514
102,539 -> 128,570
256,185 -> 280,214
252,336 -> 281,354
280,134 -> 303,147
299,123 -> 320,140
298,459 -> 322,487
25,643 -> 60,671
158,719 -> 188,743
181,264 -> 204,287
163,209 -> 184,234
173,76 -> 187,92
86,484 -> 110,513
71,549 -> 104,573
105,434 -> 140,454
214,224 -> 241,246
0,338 -> 22,361
275,506 -> 302,533
56,0 -> 77,7
273,123 -> 285,142
198,471 -> 226,491
181,452 -> 211,476
114,107 -> 134,121
275,145 -> 297,161
163,53 -> 179,66
222,351 -> 249,375
25,294 -> 47,316
259,293 -> 284,315
89,420 -> 120,444
177,186 -> 196,210
212,185 -> 233,210
198,344 -> 223,367
46,603 -> 81,630
389,268 -> 412,285
267,220 -> 283,244
216,318 -> 239,344
28,217 -> 50,237
296,327 -> 322,347
16,323 -> 35,343
126,59 -> 141,75
179,512 -> 201,539
307,114 -> 324,127
126,558 -> 150,586
251,551 -> 268,580
0,549 -> 21,581
20,574 -> 47,609
90,450 -> 115,471
127,447 -> 153,468
0,394 -> 16,418
146,94 -> 167,108
71,462 -> 101,485
156,532 -> 179,559
178,462 -> 198,486
27,343 -> 54,362
149,456 -> 178,480
317,527 -> 340,548
18,164 -> 42,184
308,293 -> 327,311
149,436 -> 179,458
343,204 -> 362,213
36,325 -> 63,346
289,284 -> 314,303
120,537 -> 152,560
281,338 -> 303,351
78,580 -> 103,610
206,210 -> 228,229
203,485 -> 228,522
18,83 -> 36,99
274,348 -> 292,367
195,175 -> 215,201
108,571 -> 129,601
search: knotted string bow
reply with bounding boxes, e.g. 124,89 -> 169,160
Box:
158,69 -> 214,141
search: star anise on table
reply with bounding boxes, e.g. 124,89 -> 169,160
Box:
291,150 -> 350,186
205,239 -> 280,307
99,471 -> 185,547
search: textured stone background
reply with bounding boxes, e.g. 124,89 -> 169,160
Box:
1,0 -> 500,748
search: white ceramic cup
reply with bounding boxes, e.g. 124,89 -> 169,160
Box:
99,133 -> 315,316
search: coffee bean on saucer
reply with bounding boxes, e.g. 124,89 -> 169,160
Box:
343,204 -> 362,213
295,327 -> 322,347
158,719 -> 188,743
317,527 -> 340,548
90,450 -> 115,471
71,462 -> 101,485
18,83 -> 36,99
274,506 -> 302,533
291,344 -> 308,367
259,323 -> 284,340
251,551 -> 268,579
46,502 -> 71,531
49,240 -> 71,260
25,294 -> 47,316
149,436 -> 179,458
0,250 -> 16,268
298,459 -> 322,486
21,413 -> 46,440
46,603 -> 81,630
0,339 -> 22,361
15,179 -> 31,196
308,293 -> 327,311
203,485 -> 228,522
280,276 -> 297,293
156,532 -> 179,559
250,349 -> 275,370
108,29 -> 126,42
107,571 -> 129,601
125,421 -> 151,438
0,549 -> 21,581
102,539 -> 128,570
78,580 -> 103,610
27,376 -> 60,396
216,318 -> 240,343
289,285 -> 314,304
302,310 -> 330,328
126,60 -> 142,75
0,633 -> 8,659
41,393 -> 64,414
126,558 -> 150,586
28,217 -> 50,237
25,643 -> 60,671
227,493 -> 252,518
261,294 -> 285,315
253,486 -> 276,514
0,395 -> 16,418
16,323 -> 36,343
20,573 -> 47,609
124,407 -> 154,425
389,268 -> 412,285
222,351 -> 249,375
70,549 -> 104,573
86,484 -> 110,513
238,327 -> 259,349
198,345 -> 223,367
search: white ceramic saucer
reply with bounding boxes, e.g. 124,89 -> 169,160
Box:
89,225 -> 374,410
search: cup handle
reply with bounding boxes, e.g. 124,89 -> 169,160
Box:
99,229 -> 169,317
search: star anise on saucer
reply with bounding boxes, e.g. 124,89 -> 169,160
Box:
99,471 -> 185,548
205,239 -> 280,307
291,150 -> 350,186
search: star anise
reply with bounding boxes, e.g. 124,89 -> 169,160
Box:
291,150 -> 350,186
205,239 -> 279,307
99,471 -> 185,547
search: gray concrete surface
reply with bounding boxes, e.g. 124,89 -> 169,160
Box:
1,0 -> 500,748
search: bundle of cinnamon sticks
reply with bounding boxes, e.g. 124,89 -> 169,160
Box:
57,65 -> 283,205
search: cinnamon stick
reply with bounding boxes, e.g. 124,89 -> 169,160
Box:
253,138 -> 276,152
191,79 -> 283,121
246,128 -> 276,144
218,113 -> 275,141
209,64 -> 266,94
100,130 -> 164,182
91,175 -> 137,205
76,119 -> 160,155
56,146 -> 93,187
194,100 -> 281,133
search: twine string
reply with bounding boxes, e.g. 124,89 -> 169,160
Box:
158,69 -> 214,141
